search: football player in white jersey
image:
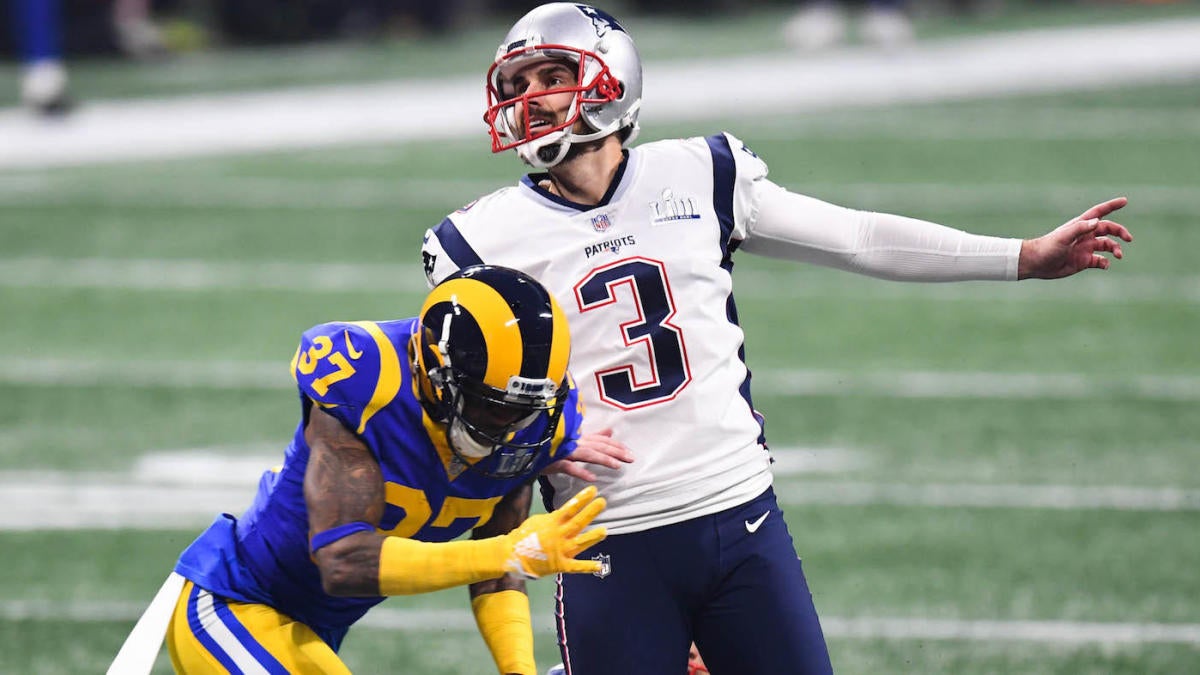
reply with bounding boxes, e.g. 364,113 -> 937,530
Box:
420,4 -> 1133,673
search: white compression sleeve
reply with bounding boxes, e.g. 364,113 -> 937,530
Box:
740,180 -> 1021,282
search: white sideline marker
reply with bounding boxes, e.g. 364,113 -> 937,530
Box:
5,600 -> 1199,646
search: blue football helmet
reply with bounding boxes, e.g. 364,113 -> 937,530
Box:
410,265 -> 572,477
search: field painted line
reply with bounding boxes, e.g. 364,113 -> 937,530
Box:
3,257 -> 1198,305
0,257 -> 430,293
2,176 -> 1197,216
3,599 -> 1199,645
0,174 -> 502,210
815,617 -> 1200,645
755,369 -> 1200,401
4,475 -> 1194,533
771,480 -> 1200,511
6,358 -> 1200,401
4,358 -> 291,389
2,19 -> 1200,168
2,446 -> 1198,531
748,107 -> 1200,140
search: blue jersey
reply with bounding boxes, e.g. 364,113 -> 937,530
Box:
174,318 -> 583,650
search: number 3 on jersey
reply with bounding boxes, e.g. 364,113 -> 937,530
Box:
574,257 -> 692,409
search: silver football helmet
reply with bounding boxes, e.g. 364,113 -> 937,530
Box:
484,3 -> 643,169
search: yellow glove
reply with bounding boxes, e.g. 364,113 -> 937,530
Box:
378,486 -> 608,595
501,485 -> 607,578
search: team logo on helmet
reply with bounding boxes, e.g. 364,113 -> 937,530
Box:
576,4 -> 624,37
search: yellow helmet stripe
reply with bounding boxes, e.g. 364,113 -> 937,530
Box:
421,277 -> 522,389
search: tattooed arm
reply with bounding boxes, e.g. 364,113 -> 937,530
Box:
304,406 -> 387,597
304,406 -> 608,602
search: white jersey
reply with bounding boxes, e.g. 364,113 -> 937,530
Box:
422,133 -> 775,534
420,132 -> 1020,534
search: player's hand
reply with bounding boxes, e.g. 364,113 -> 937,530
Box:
542,429 -> 634,482
501,486 -> 607,578
1018,196 -> 1133,280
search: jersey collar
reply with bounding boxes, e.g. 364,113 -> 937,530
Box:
519,149 -> 635,212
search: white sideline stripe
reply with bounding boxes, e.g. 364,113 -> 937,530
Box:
3,258 -> 1198,305
3,600 -> 1198,645
2,478 -> 1198,531
4,358 -> 291,389
735,269 -> 1200,304
1,178 -> 1196,216
815,618 -> 1200,645
2,19 -> 1200,168
0,258 -> 430,293
746,107 -> 1200,140
6,358 -> 1200,401
755,369 -> 1200,401
0,175 -> 504,210
771,481 -> 1200,511
3,447 -> 1199,531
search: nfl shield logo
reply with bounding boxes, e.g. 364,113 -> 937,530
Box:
591,214 -> 612,232
592,553 -> 611,578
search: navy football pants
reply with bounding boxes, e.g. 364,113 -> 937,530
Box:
553,487 -> 833,674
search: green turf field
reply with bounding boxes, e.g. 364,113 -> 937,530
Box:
3,4 -> 1200,674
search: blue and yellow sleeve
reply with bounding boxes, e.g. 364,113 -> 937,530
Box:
291,321 -> 401,435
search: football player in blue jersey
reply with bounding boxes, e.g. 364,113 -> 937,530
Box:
161,265 -> 615,675
421,4 -> 1134,674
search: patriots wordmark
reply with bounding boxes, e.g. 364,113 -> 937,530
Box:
583,235 -> 637,258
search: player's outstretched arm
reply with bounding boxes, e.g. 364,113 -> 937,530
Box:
304,408 -> 609,598
376,485 -> 606,594
542,428 -> 634,482
1018,197 -> 1133,280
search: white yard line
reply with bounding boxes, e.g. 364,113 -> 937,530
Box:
747,107 -> 1200,140
1,173 -> 1197,215
6,358 -> 1199,401
0,258 -> 430,293
2,257 -> 1198,304
2,19 -> 1199,168
4,357 -> 291,389
3,599 -> 1198,645
5,478 -> 1194,532
754,369 -> 1200,401
815,617 -> 1200,645
0,175 -> 504,210
771,480 -> 1200,511
1,446 -> 1197,532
